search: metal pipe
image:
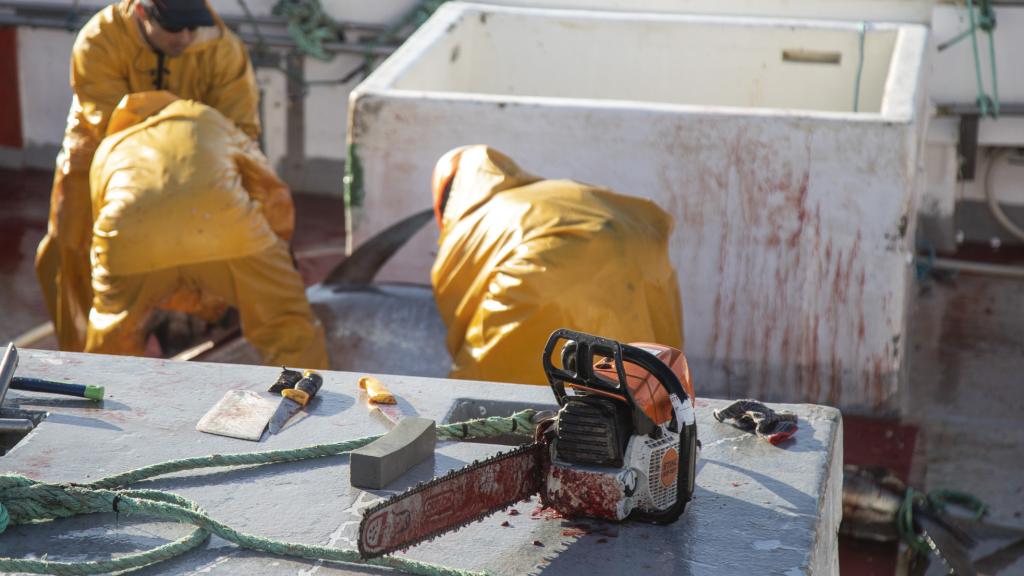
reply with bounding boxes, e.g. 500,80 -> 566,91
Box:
235,32 -> 397,56
0,418 -> 35,434
931,257 -> 1024,279
936,102 -> 1024,116
0,343 -> 18,409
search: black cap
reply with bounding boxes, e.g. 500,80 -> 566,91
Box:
146,0 -> 215,31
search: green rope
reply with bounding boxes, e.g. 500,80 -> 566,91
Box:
896,487 -> 988,553
0,410 -> 538,576
264,0 -> 449,101
986,16 -> 999,117
272,0 -> 341,61
941,0 -> 999,119
966,0 -> 991,117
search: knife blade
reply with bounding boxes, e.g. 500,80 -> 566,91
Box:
268,370 -> 322,434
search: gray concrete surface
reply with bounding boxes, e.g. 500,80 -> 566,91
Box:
0,350 -> 841,575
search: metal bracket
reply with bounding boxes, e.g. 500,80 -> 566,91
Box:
958,114 -> 980,181
0,343 -> 17,408
285,51 -> 306,187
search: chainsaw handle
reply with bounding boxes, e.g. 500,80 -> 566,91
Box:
543,329 -> 691,436
544,329 -> 689,403
543,329 -> 634,404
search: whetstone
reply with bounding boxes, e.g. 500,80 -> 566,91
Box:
350,417 -> 436,489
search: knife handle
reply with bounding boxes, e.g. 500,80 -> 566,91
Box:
269,367 -> 303,394
358,375 -> 396,404
282,370 -> 322,407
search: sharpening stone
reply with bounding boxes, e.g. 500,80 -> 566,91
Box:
350,417 -> 436,489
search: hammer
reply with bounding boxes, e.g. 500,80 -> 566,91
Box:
0,343 -> 105,433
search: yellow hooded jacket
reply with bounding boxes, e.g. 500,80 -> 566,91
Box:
37,0 -> 259,351
90,91 -> 291,276
432,146 -> 685,385
84,92 -> 326,369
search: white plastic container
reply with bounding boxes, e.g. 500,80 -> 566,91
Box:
347,2 -> 929,412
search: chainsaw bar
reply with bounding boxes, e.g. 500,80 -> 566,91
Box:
358,442 -> 545,558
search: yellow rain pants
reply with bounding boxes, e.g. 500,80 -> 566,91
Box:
37,0 -> 259,351
432,146 -> 684,385
86,240 -> 328,370
85,93 -> 327,369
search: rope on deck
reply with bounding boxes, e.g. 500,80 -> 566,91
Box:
0,410 -> 538,576
897,486 -> 988,554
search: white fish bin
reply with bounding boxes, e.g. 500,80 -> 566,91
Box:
346,2 -> 929,414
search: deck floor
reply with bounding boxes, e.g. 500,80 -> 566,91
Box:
1,167 -> 1022,573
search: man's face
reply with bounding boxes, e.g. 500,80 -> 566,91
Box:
137,5 -> 198,57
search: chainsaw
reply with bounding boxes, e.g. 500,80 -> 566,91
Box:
358,329 -> 698,558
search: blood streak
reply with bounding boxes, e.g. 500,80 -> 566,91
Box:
545,466 -> 623,520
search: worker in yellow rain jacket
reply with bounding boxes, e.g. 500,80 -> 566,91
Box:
430,145 -> 684,385
86,91 -> 328,370
36,0 -> 260,352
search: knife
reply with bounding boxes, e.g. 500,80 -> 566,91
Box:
267,370 -> 322,434
358,375 -> 403,425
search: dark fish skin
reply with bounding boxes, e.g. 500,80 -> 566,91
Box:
311,209 -> 454,376
322,209 -> 433,287
842,465 -> 905,542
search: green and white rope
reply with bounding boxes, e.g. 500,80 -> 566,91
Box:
0,410 -> 538,576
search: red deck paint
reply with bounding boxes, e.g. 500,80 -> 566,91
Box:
0,27 -> 22,148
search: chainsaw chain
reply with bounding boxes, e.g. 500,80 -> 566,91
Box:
357,442 -> 543,558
